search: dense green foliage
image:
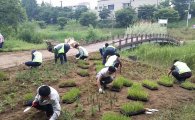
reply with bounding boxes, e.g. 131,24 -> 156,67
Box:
57,17 -> 68,29
22,0 -> 38,21
99,8 -> 111,20
79,12 -> 97,27
62,88 -> 80,103
115,8 -> 136,27
120,102 -> 144,115
138,5 -> 157,21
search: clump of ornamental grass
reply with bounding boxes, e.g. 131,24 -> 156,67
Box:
127,83 -> 149,101
158,75 -> 174,87
0,71 -> 9,81
62,88 -> 80,104
23,93 -> 34,101
77,69 -> 89,77
77,60 -> 89,65
180,81 -> 195,90
59,80 -> 77,88
95,64 -> 104,72
102,112 -> 130,120
94,60 -> 102,65
111,78 -> 124,92
120,102 -> 145,116
122,77 -> 133,87
142,80 -> 158,90
89,54 -> 102,60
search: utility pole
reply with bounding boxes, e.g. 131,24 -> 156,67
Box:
186,1 -> 191,27
60,1 -> 63,8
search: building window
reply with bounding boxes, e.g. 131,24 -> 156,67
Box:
123,3 -> 130,8
108,4 -> 114,10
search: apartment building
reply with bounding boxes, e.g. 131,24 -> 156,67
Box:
96,0 -> 163,12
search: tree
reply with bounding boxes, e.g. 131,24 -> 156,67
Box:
0,0 -> 27,36
159,0 -> 171,8
99,8 -> 111,20
57,17 -> 68,29
115,8 -> 136,27
74,5 -> 88,21
22,0 -> 38,20
154,8 -> 179,22
190,2 -> 195,17
79,12 -> 97,27
138,5 -> 157,21
172,0 -> 188,20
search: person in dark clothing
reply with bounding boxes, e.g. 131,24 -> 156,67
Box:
99,43 -> 109,57
48,43 -> 70,64
25,50 -> 42,68
168,59 -> 192,83
102,45 -> 116,65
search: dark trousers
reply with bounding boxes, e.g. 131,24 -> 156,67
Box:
99,48 -> 104,56
55,53 -> 67,64
26,101 -> 53,117
25,61 -> 41,68
76,54 -> 88,60
0,42 -> 4,48
172,71 -> 192,82
100,76 -> 113,87
103,50 -> 116,65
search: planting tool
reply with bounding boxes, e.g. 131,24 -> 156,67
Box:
23,106 -> 32,112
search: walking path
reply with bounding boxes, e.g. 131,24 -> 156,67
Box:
0,40 -> 112,69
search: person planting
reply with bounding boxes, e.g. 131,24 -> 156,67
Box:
102,44 -> 116,65
25,50 -> 42,68
99,43 -> 109,57
48,43 -> 71,64
168,59 -> 192,83
25,85 -> 61,120
96,66 -> 116,93
74,43 -> 88,60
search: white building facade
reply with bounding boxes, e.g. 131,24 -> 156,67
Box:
96,0 -> 163,12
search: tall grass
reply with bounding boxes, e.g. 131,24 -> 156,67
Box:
126,22 -> 167,35
120,42 -> 195,70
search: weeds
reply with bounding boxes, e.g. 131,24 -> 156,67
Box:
102,112 -> 130,120
158,76 -> 174,87
95,64 -> 104,72
0,71 -> 9,81
180,81 -> 195,90
23,93 -> 34,101
127,83 -> 149,101
62,88 -> 80,104
142,80 -> 158,90
120,102 -> 145,116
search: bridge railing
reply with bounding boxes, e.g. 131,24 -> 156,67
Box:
111,34 -> 182,50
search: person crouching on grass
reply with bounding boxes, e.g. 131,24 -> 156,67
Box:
25,85 -> 61,120
96,66 -> 116,93
74,43 -> 88,60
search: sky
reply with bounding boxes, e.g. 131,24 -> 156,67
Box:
36,0 -> 98,9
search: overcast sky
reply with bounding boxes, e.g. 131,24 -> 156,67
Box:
36,0 -> 98,9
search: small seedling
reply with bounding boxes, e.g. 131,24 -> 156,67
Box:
90,105 -> 98,116
123,79 -> 133,87
23,93 -> 34,102
111,78 -> 124,92
180,81 -> 195,90
77,60 -> 90,69
127,83 -> 149,101
0,71 -> 8,81
58,80 -> 77,88
120,102 -> 145,116
77,69 -> 89,77
95,64 -> 104,72
142,80 -> 158,90
158,76 -> 174,87
62,88 -> 80,104
102,112 -> 130,120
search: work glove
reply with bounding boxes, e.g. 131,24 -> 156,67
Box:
76,57 -> 79,60
32,101 -> 38,107
98,88 -> 105,94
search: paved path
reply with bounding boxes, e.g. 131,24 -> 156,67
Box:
0,40 -> 113,69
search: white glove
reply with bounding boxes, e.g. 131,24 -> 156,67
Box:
98,88 -> 104,93
76,57 -> 79,60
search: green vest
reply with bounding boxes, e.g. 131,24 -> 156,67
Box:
174,61 -> 191,74
32,51 -> 42,63
58,44 -> 65,54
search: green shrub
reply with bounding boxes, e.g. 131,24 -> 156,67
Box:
17,22 -> 43,44
23,93 -> 34,101
37,21 -> 47,29
59,80 -> 77,88
102,112 -> 130,120
158,76 -> 174,87
180,81 -> 195,90
0,71 -> 8,81
77,69 -> 89,77
142,80 -> 158,90
127,83 -> 149,101
112,77 -> 125,90
120,102 -> 145,116
62,88 -> 80,104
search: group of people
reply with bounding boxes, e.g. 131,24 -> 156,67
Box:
23,41 -> 192,120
